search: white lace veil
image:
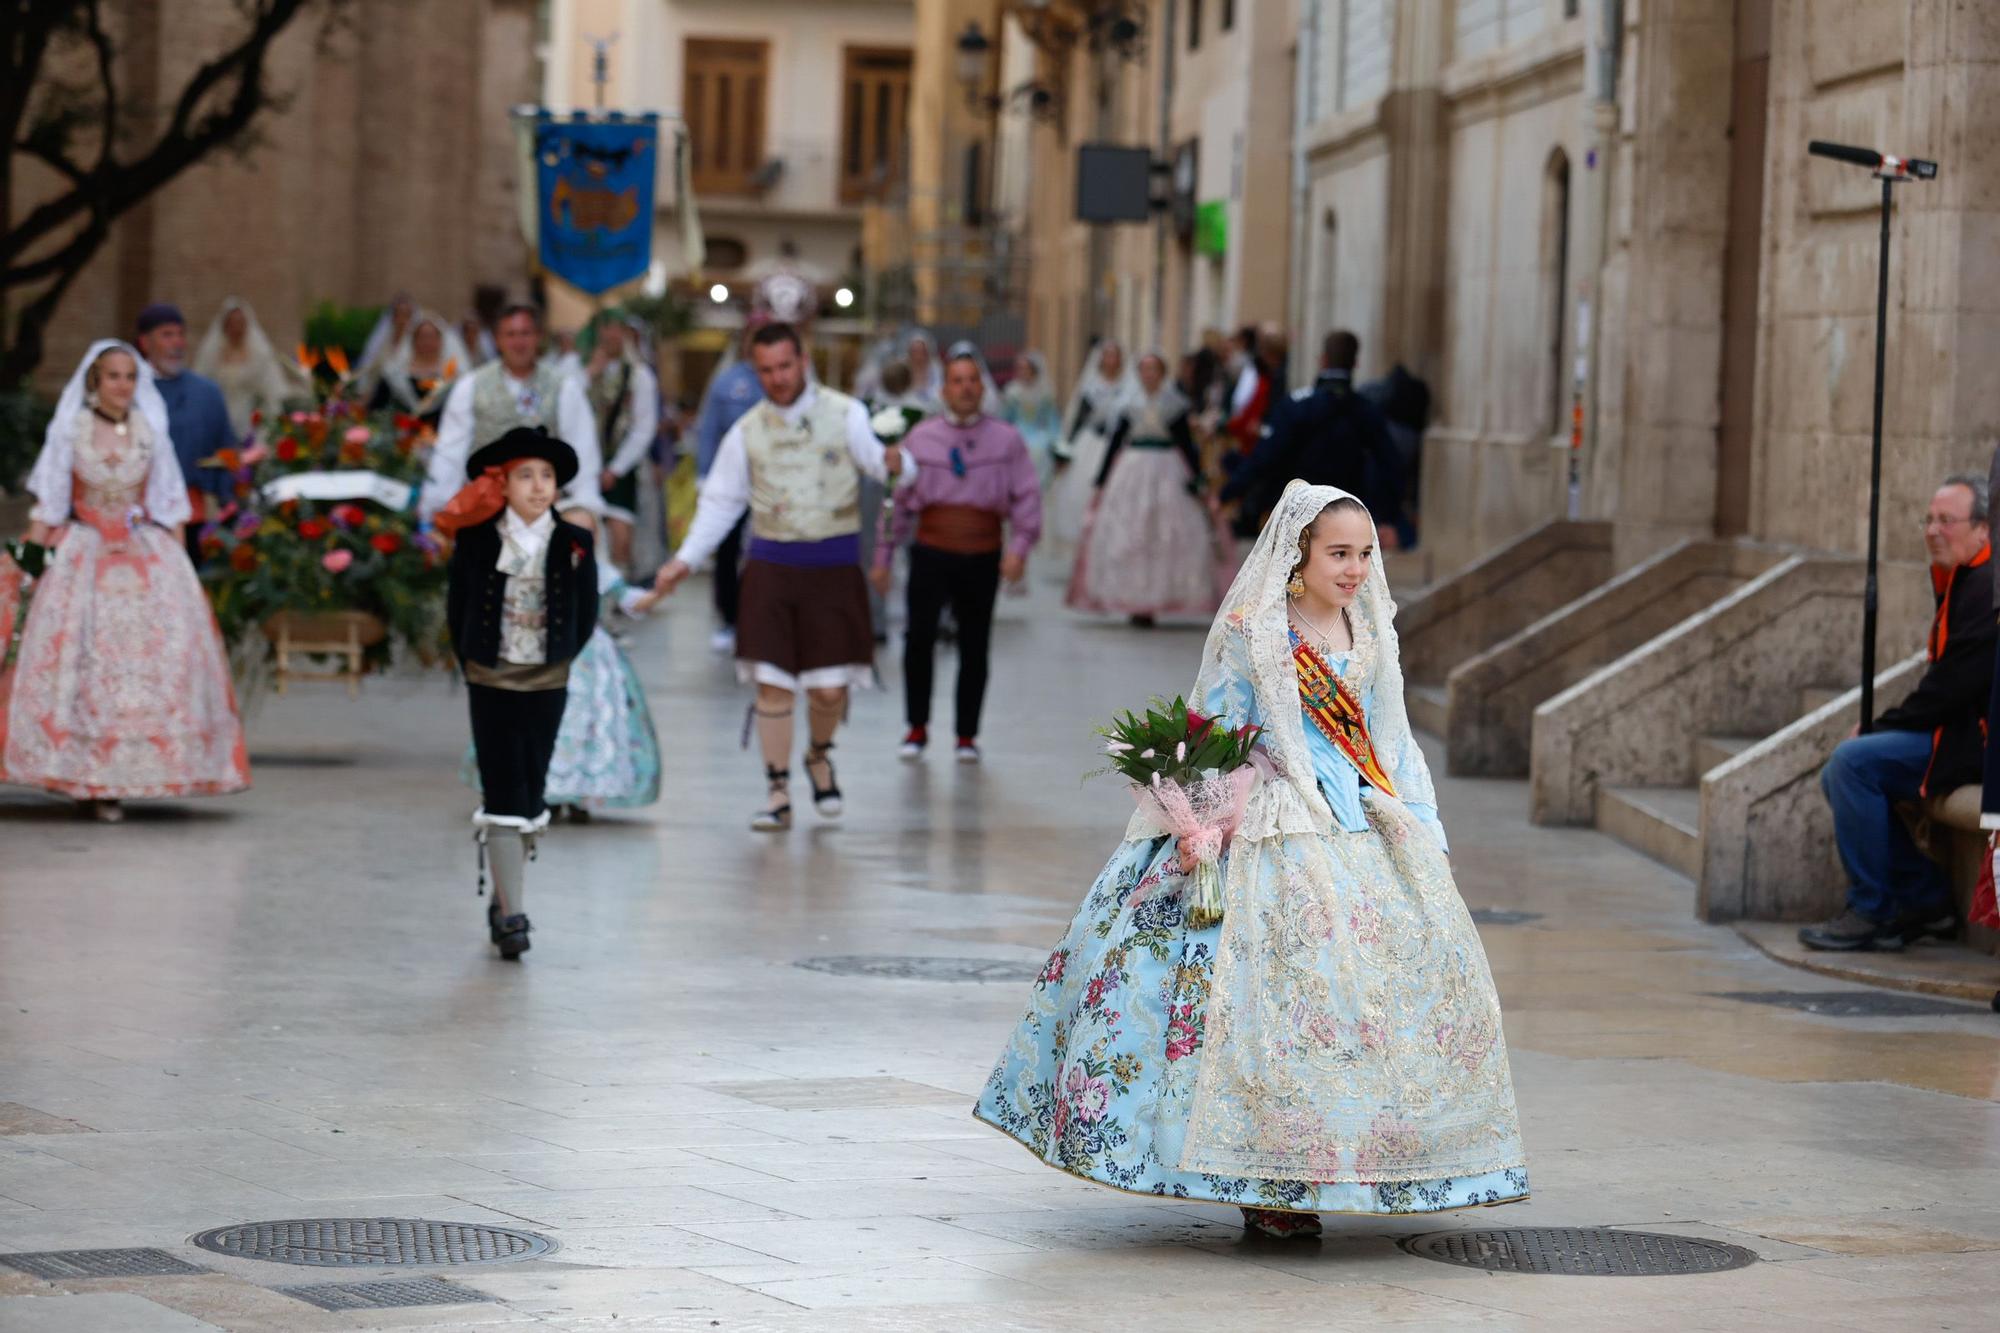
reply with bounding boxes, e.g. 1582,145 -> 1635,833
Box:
28,339 -> 187,527
1004,350 -> 1056,413
377,309 -> 472,413
1130,349 -> 1191,424
193,297 -> 306,411
1063,339 -> 1138,439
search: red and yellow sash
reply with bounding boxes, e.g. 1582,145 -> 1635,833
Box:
1292,631 -> 1398,798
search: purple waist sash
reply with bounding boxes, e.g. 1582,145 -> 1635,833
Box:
747,534 -> 861,568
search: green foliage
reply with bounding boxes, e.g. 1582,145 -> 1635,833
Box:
1096,696 -> 1262,787
301,300 -> 382,362
0,387 -> 55,494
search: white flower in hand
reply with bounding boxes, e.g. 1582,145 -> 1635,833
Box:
870,408 -> 909,441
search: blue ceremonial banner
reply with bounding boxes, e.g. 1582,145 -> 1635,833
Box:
531,112 -> 658,295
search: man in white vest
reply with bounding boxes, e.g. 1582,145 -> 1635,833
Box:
656,323 -> 909,832
421,304 -> 604,522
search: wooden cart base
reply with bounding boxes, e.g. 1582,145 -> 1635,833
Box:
261,611 -> 388,698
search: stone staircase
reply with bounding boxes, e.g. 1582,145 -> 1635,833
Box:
1590,687 -> 1846,882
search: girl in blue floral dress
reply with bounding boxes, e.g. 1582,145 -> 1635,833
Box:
976,481 -> 1527,1237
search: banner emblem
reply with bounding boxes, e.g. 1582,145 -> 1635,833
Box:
531,113 -> 658,294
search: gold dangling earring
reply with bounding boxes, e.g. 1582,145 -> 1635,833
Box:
1286,570 -> 1306,599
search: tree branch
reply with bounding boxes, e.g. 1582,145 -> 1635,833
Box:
2,0 -> 315,271
82,0 -> 114,173
14,135 -> 85,186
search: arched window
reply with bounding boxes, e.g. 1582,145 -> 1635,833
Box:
1542,148 -> 1572,436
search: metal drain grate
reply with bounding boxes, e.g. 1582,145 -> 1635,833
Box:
795,955 -> 1041,982
1716,990 -> 1982,1018
1469,908 -> 1544,926
280,1277 -> 492,1311
191,1219 -> 553,1267
1402,1228 -> 1757,1276
0,1248 -> 208,1280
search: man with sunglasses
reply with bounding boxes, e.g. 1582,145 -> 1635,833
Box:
1800,473 -> 1994,952
872,344 -> 1042,763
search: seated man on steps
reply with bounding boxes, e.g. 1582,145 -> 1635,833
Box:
1800,473 -> 1995,952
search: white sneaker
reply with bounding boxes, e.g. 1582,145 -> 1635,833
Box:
709,627 -> 736,655
955,738 -> 981,765
899,728 -> 927,762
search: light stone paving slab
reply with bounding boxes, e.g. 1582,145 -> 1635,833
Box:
0,1291 -> 224,1331
0,577 -> 1996,1329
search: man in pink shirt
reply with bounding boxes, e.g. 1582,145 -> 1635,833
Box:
871,345 -> 1043,763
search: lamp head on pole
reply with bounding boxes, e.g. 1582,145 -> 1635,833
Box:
956,21 -> 992,94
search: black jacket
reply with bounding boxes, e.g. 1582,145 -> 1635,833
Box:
1878,547 -> 1993,795
446,515 -> 600,672
1220,370 -> 1405,531
1095,406 -> 1201,494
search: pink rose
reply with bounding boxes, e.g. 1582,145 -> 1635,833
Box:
322,549 -> 354,573
343,425 -> 372,446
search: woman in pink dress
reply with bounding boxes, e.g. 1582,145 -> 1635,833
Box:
0,339 -> 249,821
1066,351 -> 1222,625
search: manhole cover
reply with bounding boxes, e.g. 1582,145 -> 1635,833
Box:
1402,1228 -> 1757,1276
280,1277 -> 492,1310
191,1219 -> 553,1268
795,955 -> 1040,982
1469,908 -> 1543,926
1716,990 -> 1983,1018
0,1248 -> 207,1279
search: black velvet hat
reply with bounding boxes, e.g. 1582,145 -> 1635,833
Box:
466,426 -> 579,487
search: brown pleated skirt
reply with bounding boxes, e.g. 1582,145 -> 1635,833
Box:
735,559 -> 876,677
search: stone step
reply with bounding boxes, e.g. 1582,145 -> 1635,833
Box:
1595,784 -> 1702,881
1696,734 -> 1760,775
1407,683 -> 1448,737
1799,683 -> 1852,715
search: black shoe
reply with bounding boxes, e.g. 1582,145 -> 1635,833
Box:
1798,909 -> 1904,952
567,804 -> 593,826
752,765 -> 793,832
1899,907 -> 1959,944
805,741 -> 843,818
487,899 -> 503,944
497,913 -> 532,961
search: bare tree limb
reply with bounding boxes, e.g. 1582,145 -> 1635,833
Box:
2,0 -> 334,383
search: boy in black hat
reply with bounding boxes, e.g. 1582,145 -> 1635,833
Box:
438,426 -> 599,959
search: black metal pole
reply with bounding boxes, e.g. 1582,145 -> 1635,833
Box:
1860,175 -> 1892,733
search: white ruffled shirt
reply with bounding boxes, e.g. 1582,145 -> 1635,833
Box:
496,507 -> 554,666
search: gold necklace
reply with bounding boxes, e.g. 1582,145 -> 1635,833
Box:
1288,598 -> 1351,655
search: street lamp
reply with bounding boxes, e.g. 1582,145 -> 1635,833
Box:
1806,139 -> 1938,733
834,287 -> 855,310
956,21 -> 994,110
708,283 -> 729,305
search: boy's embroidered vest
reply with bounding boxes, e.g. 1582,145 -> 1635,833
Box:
744,390 -> 862,542
471,362 -> 565,448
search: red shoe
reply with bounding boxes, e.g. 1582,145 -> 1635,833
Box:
900,726 -> 928,762
955,737 -> 981,765
1241,1207 -> 1321,1239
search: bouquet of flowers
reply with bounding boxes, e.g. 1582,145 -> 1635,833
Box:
869,404 -> 925,445
197,403 -> 447,667
1098,696 -> 1262,928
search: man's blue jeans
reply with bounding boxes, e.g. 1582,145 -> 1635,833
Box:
1821,730 -> 1953,924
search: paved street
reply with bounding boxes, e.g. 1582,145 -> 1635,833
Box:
1,576 -> 1997,1332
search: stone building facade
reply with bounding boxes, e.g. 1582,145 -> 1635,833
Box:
14,0 -> 541,392
1299,0 -> 2000,581
545,0 -> 915,390
995,0 -> 1298,393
